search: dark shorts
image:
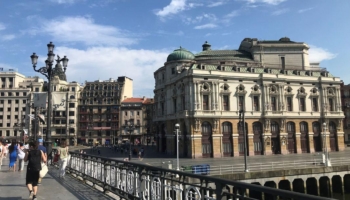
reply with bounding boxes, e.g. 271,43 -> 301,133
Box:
26,169 -> 40,186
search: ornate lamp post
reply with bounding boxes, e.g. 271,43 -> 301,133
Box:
123,121 -> 137,161
30,42 -> 69,158
323,122 -> 331,167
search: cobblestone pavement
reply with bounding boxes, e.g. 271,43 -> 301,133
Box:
0,159 -> 117,200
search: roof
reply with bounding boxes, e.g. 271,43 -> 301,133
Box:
122,97 -> 147,103
195,50 -> 253,61
143,98 -> 154,104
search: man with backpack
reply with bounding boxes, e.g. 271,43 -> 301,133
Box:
24,141 -> 47,200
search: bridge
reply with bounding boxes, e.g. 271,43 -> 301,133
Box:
1,146 -> 346,199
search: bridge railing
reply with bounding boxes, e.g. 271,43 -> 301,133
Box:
65,152 -> 334,200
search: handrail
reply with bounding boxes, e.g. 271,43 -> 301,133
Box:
65,151 -> 335,200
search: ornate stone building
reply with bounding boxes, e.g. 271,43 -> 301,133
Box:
77,77 -> 132,145
153,37 -> 345,158
340,82 -> 350,144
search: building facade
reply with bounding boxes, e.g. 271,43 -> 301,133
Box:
340,82 -> 350,144
77,77 -> 133,145
0,69 -> 42,142
153,37 -> 345,158
120,97 -> 154,145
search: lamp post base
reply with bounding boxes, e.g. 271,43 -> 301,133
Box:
44,140 -> 53,161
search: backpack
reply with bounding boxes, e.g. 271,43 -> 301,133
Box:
28,150 -> 42,171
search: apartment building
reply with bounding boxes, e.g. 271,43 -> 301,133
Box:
77,77 -> 133,145
120,97 -> 154,145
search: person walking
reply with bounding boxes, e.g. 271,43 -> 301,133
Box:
24,141 -> 47,200
57,141 -> 69,179
37,139 -> 46,185
17,143 -> 26,171
8,140 -> 18,172
0,140 -> 5,169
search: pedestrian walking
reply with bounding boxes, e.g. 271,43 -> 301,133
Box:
57,141 -> 69,179
8,140 -> 18,172
17,142 -> 26,171
0,140 -> 5,169
24,141 -> 47,200
37,139 -> 47,185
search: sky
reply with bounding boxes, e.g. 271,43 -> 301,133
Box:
0,0 -> 349,97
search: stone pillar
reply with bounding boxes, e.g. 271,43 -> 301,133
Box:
191,134 -> 202,158
280,133 -> 288,154
308,132 -> 315,153
337,132 -> 345,151
263,134 -> 272,155
233,135 -> 239,157
212,134 -> 222,158
296,132 -> 302,154
248,134 -> 254,156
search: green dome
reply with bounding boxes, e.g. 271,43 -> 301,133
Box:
167,47 -> 195,62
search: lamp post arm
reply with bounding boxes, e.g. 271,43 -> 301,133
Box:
32,65 -> 51,80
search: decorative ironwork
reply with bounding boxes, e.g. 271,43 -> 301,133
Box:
66,152 -> 330,200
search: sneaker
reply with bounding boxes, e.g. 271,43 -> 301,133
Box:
29,191 -> 34,199
32,195 -> 37,200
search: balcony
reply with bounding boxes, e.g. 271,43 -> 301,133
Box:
79,111 -> 88,114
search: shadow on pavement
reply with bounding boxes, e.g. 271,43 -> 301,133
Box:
48,167 -> 115,200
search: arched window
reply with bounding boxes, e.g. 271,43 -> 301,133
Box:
222,122 -> 233,156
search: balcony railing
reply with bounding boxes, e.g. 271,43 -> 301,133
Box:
66,152 -> 331,200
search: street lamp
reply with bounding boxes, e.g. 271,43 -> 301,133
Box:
30,42 -> 69,158
323,122 -> 331,167
239,109 -> 249,172
123,121 -> 137,161
174,123 -> 180,173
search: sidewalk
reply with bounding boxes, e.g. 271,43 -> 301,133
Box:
0,160 -> 116,200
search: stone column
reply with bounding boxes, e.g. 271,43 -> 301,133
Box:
212,134 -> 222,158
337,132 -> 345,151
233,135 -> 239,157
191,134 -> 202,158
280,133 -> 288,154
308,132 -> 315,153
263,134 -> 272,155
295,132 -> 302,154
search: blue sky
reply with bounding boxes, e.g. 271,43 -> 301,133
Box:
0,0 -> 349,97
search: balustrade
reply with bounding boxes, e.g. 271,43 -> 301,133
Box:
65,152 -> 330,200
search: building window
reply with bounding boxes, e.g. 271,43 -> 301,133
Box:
300,97 -> 306,111
137,111 -> 140,116
329,98 -> 334,111
223,95 -> 229,111
203,95 -> 209,110
8,100 -> 11,103
69,103 -> 75,108
171,68 -> 175,74
287,97 -> 292,111
271,97 -> 277,111
312,98 -> 318,112
130,111 -> 134,116
253,96 -> 259,111
72,87 -> 75,92
7,108 -> 11,112
238,96 -> 244,111
6,130 -> 10,136
173,98 -> 177,113
161,103 -> 164,115
182,96 -> 186,110
69,111 -> 75,116
137,120 -> 140,126
125,111 -> 127,116
35,88 -> 39,92
281,56 -> 285,69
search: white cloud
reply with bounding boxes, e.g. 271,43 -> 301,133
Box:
1,34 -> 15,41
194,23 -> 217,29
207,1 -> 226,7
244,0 -> 286,5
29,16 -> 136,46
184,13 -> 217,24
0,23 -> 5,31
309,45 -> 337,63
298,7 -> 314,13
54,46 -> 168,96
225,10 -> 240,18
155,0 -> 187,17
50,0 -> 80,4
271,8 -> 288,15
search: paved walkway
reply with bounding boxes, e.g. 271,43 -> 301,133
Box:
0,159 -> 117,200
